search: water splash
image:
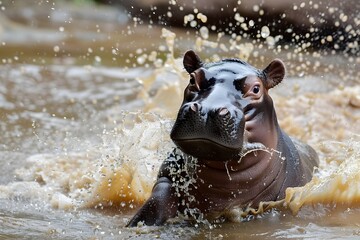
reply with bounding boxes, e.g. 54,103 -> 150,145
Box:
0,112 -> 174,210
285,136 -> 360,214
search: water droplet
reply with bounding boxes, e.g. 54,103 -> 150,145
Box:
53,46 -> 60,53
234,13 -> 245,23
94,56 -> 101,62
197,13 -> 207,23
199,26 -> 209,39
340,13 -> 348,22
266,36 -> 275,47
136,56 -> 145,65
184,14 -> 194,25
248,20 -> 254,27
190,20 -> 197,27
261,26 -> 270,38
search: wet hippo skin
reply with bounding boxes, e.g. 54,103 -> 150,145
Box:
127,50 -> 319,227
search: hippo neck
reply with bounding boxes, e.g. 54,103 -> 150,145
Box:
199,105 -> 288,205
201,131 -> 286,182
197,142 -> 287,209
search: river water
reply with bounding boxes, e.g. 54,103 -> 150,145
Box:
0,1 -> 359,239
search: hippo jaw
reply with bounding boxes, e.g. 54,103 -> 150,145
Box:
170,103 -> 246,161
172,139 -> 242,161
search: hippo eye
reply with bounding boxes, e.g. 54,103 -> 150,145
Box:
252,85 -> 260,94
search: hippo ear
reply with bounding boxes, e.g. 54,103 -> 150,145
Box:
183,50 -> 202,73
262,59 -> 286,89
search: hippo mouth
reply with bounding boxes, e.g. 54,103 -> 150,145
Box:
170,104 -> 246,161
173,138 -> 242,161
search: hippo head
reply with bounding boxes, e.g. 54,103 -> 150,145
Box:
170,50 -> 285,161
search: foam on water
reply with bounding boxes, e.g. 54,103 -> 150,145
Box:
285,136 -> 360,213
0,112 -> 173,211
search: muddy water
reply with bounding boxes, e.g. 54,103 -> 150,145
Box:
0,1 -> 360,239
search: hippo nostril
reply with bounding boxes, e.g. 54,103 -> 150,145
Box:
190,103 -> 200,112
218,108 -> 229,116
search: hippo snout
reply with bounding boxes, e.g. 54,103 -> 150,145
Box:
170,102 -> 245,161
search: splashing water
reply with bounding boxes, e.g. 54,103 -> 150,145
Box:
0,113 -> 173,210
285,136 -> 360,213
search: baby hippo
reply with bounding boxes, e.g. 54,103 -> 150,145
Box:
127,50 -> 318,226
